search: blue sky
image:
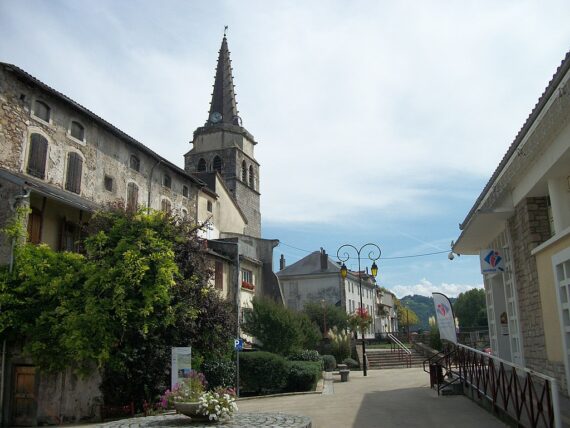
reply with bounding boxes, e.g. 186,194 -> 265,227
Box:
2,1 -> 570,297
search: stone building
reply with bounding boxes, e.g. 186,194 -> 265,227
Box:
0,33 -> 281,425
375,288 -> 398,335
454,50 -> 570,397
277,249 -> 377,339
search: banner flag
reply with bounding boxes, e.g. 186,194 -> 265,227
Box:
432,292 -> 457,344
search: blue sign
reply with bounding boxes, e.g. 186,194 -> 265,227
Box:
234,339 -> 244,351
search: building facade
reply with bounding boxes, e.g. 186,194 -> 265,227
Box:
375,288 -> 399,335
454,51 -> 570,396
277,249 -> 377,338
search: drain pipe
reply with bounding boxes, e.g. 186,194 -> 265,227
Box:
1,188 -> 31,426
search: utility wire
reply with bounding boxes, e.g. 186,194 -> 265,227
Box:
278,241 -> 448,260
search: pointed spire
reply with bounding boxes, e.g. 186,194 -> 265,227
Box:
208,30 -> 241,126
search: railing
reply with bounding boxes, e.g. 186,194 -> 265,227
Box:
387,333 -> 412,368
427,343 -> 561,428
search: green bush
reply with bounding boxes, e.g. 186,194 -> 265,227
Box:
286,361 -> 322,392
287,349 -> 321,362
202,360 -> 236,390
239,352 -> 289,394
322,354 -> 336,371
342,358 -> 359,369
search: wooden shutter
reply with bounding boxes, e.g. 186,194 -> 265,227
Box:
65,153 -> 82,194
27,134 -> 47,179
27,209 -> 42,244
127,183 -> 138,212
215,261 -> 223,290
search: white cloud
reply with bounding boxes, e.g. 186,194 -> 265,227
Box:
390,278 -> 483,298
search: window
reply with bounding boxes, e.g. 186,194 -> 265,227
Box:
215,261 -> 223,290
60,220 -> 80,252
27,133 -> 48,179
213,156 -> 223,173
197,158 -> 207,172
27,208 -> 42,244
70,121 -> 85,141
207,200 -> 213,212
130,155 -> 140,172
241,161 -> 247,182
242,269 -> 253,284
163,174 -> 171,188
182,185 -> 189,198
34,100 -> 50,122
65,152 -> 83,194
104,175 -> 113,192
161,199 -> 171,213
249,165 -> 255,189
127,182 -> 138,212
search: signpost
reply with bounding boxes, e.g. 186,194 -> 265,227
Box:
234,338 -> 243,397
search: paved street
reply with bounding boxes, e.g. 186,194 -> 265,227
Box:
67,368 -> 506,428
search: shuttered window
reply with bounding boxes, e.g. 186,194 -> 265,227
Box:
241,161 -> 247,182
130,155 -> 140,172
126,182 -> 138,212
161,199 -> 171,213
249,166 -> 255,189
27,134 -> 48,179
163,174 -> 171,188
182,185 -> 189,198
215,261 -> 223,290
65,152 -> 83,194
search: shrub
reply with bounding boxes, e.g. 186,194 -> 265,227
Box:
322,354 -> 336,371
286,361 -> 322,392
342,358 -> 359,369
202,360 -> 236,390
239,352 -> 289,394
287,349 -> 321,362
329,328 -> 350,363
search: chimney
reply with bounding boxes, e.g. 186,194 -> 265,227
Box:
279,254 -> 286,271
320,248 -> 328,271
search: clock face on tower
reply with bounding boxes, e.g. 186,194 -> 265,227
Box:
209,112 -> 223,123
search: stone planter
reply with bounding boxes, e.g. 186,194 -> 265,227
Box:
174,402 -> 210,422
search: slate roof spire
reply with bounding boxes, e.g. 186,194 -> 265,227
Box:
207,29 -> 241,127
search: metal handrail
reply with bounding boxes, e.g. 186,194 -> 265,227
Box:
387,333 -> 412,367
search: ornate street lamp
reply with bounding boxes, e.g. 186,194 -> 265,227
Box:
337,243 -> 381,376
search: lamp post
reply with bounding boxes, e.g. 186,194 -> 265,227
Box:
320,299 -> 328,338
337,243 -> 381,377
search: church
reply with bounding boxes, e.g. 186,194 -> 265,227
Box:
0,33 -> 282,425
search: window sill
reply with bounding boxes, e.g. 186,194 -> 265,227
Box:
67,134 -> 86,146
530,225 -> 570,256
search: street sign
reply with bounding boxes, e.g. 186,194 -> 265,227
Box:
234,338 -> 243,351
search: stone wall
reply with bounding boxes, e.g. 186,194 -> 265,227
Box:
507,196 -> 567,392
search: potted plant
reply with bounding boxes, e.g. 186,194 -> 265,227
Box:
160,371 -> 238,422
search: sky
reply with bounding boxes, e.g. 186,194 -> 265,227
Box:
2,1 -> 569,297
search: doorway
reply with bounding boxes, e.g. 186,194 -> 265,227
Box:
12,365 -> 36,426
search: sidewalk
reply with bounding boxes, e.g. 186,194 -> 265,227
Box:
236,368 -> 507,428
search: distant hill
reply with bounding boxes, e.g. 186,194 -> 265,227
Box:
400,294 -> 457,331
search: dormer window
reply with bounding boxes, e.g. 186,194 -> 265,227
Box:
70,121 -> 85,141
163,174 -> 171,189
213,156 -> 223,173
197,158 -> 207,172
33,100 -> 50,122
130,155 -> 140,172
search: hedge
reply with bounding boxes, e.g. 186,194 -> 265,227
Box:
239,351 -> 289,394
286,361 -> 322,392
202,360 -> 236,390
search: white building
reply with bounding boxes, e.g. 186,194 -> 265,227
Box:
375,287 -> 398,335
277,249 -> 377,338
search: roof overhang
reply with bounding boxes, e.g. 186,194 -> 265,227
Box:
454,209 -> 514,255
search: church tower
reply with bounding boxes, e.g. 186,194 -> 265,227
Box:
184,33 -> 261,238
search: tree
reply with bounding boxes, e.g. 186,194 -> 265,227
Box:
0,207 -> 236,406
396,302 -> 419,336
303,301 -> 348,335
242,297 -> 320,355
453,288 -> 487,328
